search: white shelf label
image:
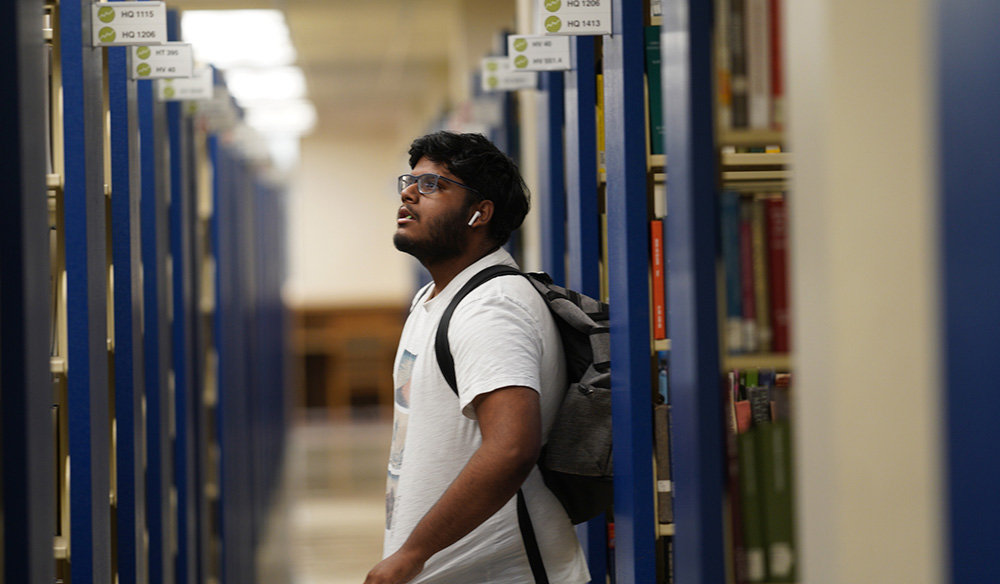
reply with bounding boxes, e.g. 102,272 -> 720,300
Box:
131,43 -> 194,80
480,57 -> 538,93
156,67 -> 213,101
507,35 -> 572,71
539,0 -> 613,36
91,2 -> 167,47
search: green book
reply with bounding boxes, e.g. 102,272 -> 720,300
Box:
758,417 -> 797,581
644,25 -> 665,155
738,428 -> 767,581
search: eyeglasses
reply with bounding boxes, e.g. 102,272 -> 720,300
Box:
397,173 -> 481,197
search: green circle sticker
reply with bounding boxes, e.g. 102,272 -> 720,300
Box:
98,6 -> 115,23
136,46 -> 151,60
514,55 -> 529,69
137,63 -> 151,77
99,26 -> 116,43
545,0 -> 561,12
487,76 -> 498,89
163,86 -> 175,98
545,16 -> 562,33
513,38 -> 528,52
486,61 -> 498,72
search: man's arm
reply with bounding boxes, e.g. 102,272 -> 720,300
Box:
364,385 -> 542,584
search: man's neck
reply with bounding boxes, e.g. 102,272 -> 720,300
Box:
424,245 -> 500,300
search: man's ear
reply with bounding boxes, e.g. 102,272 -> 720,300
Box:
469,200 -> 494,227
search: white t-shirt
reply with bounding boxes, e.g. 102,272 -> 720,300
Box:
384,248 -> 590,584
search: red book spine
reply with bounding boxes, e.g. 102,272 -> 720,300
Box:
651,220 -> 667,340
766,197 -> 790,352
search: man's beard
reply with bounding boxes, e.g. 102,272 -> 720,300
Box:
393,205 -> 471,266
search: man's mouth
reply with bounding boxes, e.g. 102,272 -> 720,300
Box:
397,206 -> 416,224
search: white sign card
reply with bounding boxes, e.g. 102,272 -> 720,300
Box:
195,89 -> 240,132
131,43 -> 194,80
539,0 -> 613,36
92,2 -> 167,47
156,67 -> 214,101
480,57 -> 538,93
507,35 -> 572,71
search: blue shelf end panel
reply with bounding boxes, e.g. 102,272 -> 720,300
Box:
939,1 -> 1000,582
603,0 -> 657,582
662,0 -> 726,582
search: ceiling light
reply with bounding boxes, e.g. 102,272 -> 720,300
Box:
181,10 -> 296,69
242,99 -> 317,136
225,67 -> 307,103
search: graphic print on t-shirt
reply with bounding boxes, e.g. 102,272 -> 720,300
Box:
386,349 -> 416,530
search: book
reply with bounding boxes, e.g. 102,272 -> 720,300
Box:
738,423 -> 767,581
724,374 -> 749,584
657,351 -> 670,403
758,383 -> 795,581
769,0 -> 784,130
715,0 -> 733,131
597,73 -> 606,171
651,219 -> 666,339
751,198 -> 772,352
644,26 -> 665,156
720,191 -> 744,353
653,404 -> 674,524
745,0 -> 772,129
765,197 -> 790,352
739,198 -> 757,352
728,0 -> 748,129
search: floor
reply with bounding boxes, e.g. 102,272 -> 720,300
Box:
258,409 -> 393,584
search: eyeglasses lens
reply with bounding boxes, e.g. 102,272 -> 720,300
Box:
417,174 -> 439,194
399,174 -> 441,195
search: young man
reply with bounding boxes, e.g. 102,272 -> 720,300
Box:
365,132 -> 590,584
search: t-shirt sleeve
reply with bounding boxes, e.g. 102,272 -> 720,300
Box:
447,291 -> 545,420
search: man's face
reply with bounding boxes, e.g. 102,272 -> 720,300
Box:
393,157 -> 476,265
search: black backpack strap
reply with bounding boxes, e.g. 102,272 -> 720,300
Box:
517,489 -> 550,584
435,264 -> 523,395
435,264 -> 550,583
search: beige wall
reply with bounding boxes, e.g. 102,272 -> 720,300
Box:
787,0 -> 943,582
285,135 -> 418,307
285,1 -> 529,307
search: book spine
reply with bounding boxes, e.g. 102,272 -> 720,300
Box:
645,26 -> 665,156
745,0 -> 772,129
725,375 -> 749,584
765,197 -> 790,352
729,0 -> 748,129
751,198 -> 772,352
597,73 -> 606,171
739,198 -> 757,352
761,415 -> 796,581
721,191 -> 744,353
651,219 -> 667,340
769,0 -> 784,130
654,404 -> 674,524
738,428 -> 766,581
715,0 -> 732,132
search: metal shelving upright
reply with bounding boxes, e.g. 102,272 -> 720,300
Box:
0,0 -> 55,582
660,0 -> 725,582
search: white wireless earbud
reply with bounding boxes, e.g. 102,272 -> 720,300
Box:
468,211 -> 482,227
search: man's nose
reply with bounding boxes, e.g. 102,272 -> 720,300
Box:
400,184 -> 420,203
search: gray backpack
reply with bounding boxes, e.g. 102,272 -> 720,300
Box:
435,265 -> 614,525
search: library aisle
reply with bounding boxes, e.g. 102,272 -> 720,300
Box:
258,415 -> 393,584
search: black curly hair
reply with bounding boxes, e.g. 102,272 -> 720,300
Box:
408,131 -> 530,246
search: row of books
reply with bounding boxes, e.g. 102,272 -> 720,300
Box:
720,191 -> 790,355
596,24 -> 669,168
724,368 -> 796,583
715,0 -> 784,132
